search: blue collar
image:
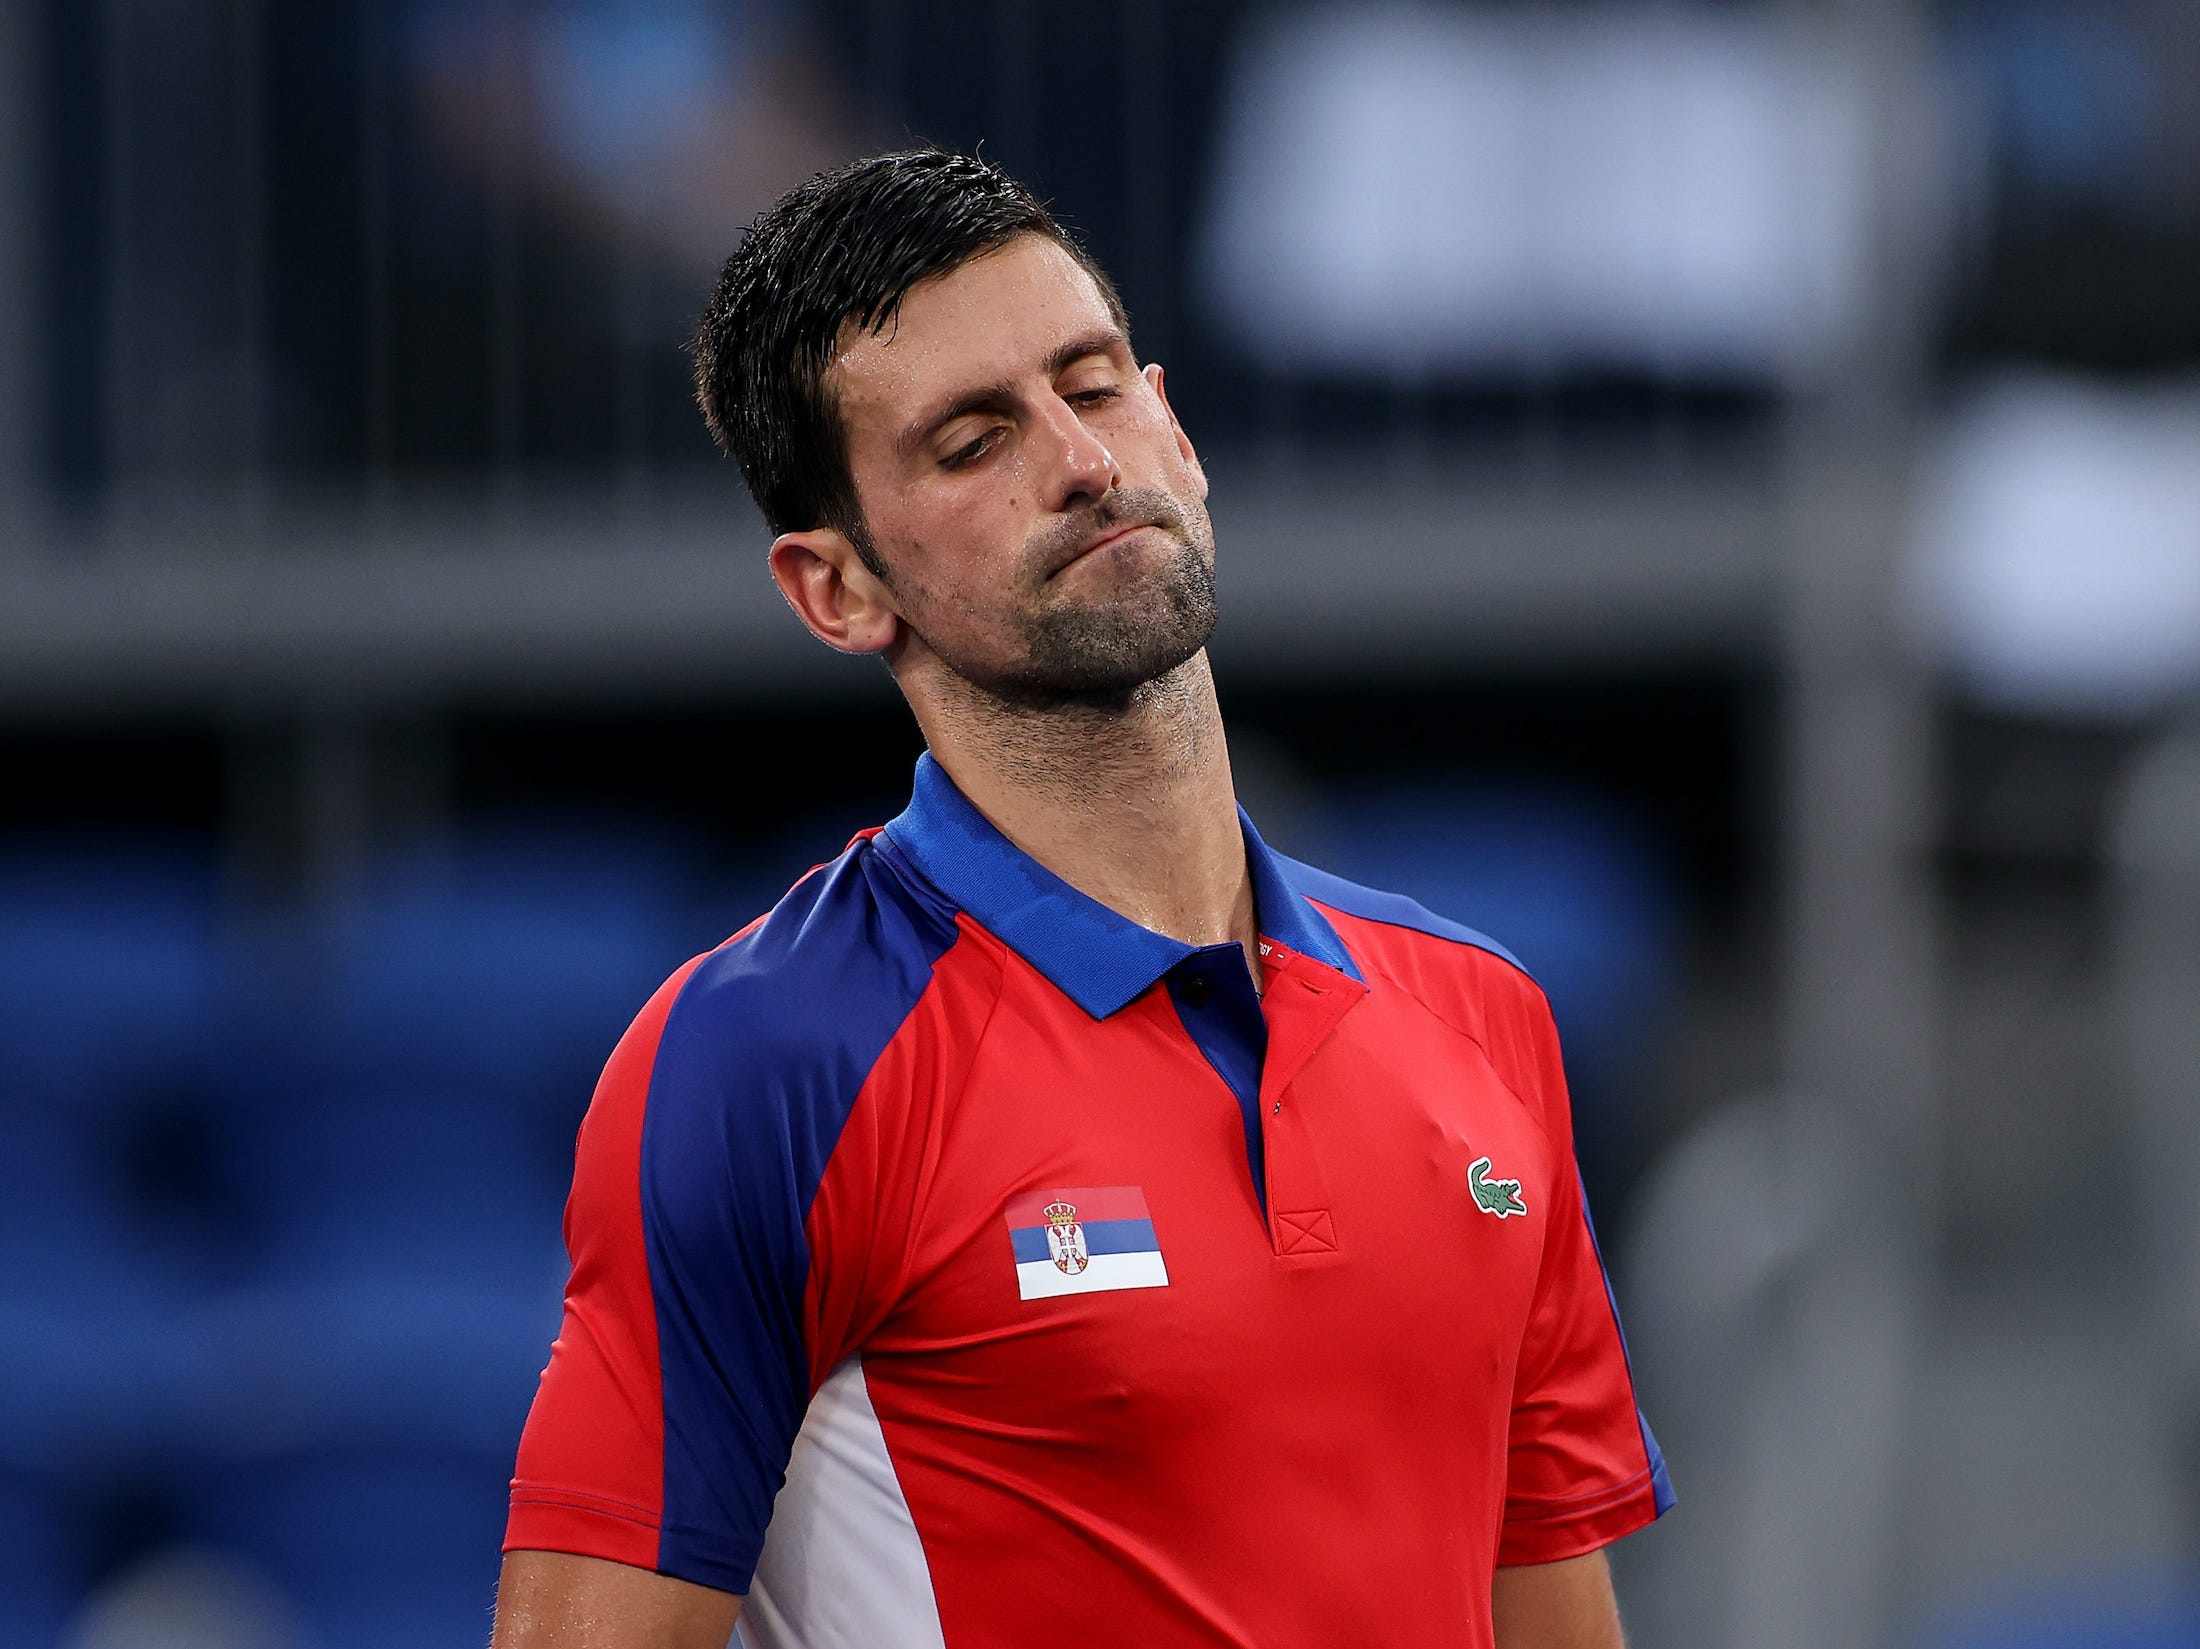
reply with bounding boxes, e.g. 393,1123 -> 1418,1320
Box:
881,753 -> 1360,1019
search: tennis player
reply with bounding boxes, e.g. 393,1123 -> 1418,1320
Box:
491,148 -> 1671,1649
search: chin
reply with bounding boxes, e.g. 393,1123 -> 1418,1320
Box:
919,544 -> 1218,709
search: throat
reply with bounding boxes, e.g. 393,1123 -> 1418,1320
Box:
915,657 -> 1258,960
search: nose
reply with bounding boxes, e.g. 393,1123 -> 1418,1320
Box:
1034,392 -> 1120,513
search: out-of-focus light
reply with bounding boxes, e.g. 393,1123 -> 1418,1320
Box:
1908,374 -> 2200,717
60,1547 -> 305,1649
1196,2 -> 1927,384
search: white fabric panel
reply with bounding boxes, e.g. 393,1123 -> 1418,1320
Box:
1014,1250 -> 1170,1301
735,1359 -> 946,1649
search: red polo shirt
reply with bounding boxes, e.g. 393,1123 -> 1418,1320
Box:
506,753 -> 1672,1647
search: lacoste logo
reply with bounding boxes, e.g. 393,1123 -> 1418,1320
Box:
1468,1156 -> 1528,1219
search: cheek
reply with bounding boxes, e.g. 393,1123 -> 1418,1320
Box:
1122,408 -> 1195,481
872,501 -> 1019,606
896,483 -> 1032,557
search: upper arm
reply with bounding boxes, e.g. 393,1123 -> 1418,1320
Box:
492,1550 -> 741,1649
1491,1549 -> 1623,1649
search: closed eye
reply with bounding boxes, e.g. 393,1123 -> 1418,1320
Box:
941,428 -> 1004,470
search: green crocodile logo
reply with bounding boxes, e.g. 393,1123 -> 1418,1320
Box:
1468,1156 -> 1528,1219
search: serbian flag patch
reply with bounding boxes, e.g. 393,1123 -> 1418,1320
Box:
1004,1185 -> 1169,1301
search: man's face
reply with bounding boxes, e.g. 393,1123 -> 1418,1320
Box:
828,234 -> 1215,707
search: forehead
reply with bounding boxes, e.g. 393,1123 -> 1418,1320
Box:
827,235 -> 1120,433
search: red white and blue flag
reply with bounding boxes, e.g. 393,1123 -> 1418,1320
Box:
1004,1185 -> 1168,1300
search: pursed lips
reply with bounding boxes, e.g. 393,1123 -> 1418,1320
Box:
1051,521 -> 1152,577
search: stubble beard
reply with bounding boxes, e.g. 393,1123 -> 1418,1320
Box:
909,486 -> 1220,716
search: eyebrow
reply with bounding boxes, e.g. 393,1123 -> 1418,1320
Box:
894,327 -> 1130,460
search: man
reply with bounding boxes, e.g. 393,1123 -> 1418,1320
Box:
493,149 -> 1671,1649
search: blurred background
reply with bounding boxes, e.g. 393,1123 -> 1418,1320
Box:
2,0 -> 2197,1644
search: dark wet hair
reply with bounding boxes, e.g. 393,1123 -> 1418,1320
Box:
692,148 -> 1128,571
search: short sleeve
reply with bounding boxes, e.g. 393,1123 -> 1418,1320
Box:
1496,994 -> 1674,1565
503,844 -> 968,1595
503,946 -> 816,1595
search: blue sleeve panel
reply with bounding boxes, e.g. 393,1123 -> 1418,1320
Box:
637,838 -> 961,1592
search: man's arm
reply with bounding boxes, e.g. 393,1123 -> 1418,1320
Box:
491,1551 -> 742,1649
1492,1549 -> 1625,1649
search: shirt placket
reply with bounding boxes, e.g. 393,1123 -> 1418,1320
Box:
1252,946 -> 1367,1259
1165,940 -> 1367,1255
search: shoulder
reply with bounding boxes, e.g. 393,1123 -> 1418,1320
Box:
572,832 -> 997,1279
580,832 -> 981,1204
1273,852 -> 1539,1011
1274,853 -> 1529,976
639,831 -> 986,1120
660,832 -> 965,1071
1272,853 -> 1563,1096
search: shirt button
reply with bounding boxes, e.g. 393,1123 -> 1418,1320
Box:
1180,974 -> 1211,1006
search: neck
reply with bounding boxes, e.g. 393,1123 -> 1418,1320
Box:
906,650 -> 1259,974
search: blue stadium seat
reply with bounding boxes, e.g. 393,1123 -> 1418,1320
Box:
247,823 -> 701,1116
182,824 -> 698,1520
0,1093 -> 130,1288
190,1262 -> 562,1469
0,1471 -> 88,1649
182,1447 -> 511,1649
0,839 -> 226,1112
194,1080 -> 568,1464
0,1281 -> 205,1484
223,1082 -> 568,1281
0,840 -> 232,1479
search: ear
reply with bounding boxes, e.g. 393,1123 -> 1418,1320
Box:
1144,363 -> 1206,500
769,526 -> 901,655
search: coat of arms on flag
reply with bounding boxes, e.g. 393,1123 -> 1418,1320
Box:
1003,1186 -> 1168,1301
1041,1202 -> 1089,1274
